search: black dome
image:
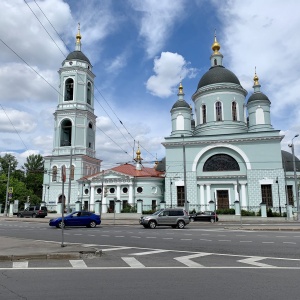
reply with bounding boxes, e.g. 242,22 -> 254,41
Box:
248,92 -> 270,103
197,66 -> 240,89
172,99 -> 190,110
66,50 -> 90,64
282,150 -> 300,171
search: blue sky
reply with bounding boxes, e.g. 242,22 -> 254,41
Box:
0,0 -> 300,169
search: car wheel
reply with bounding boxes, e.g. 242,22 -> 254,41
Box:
149,221 -> 156,229
58,221 -> 65,228
89,221 -> 97,228
32,213 -> 37,218
177,220 -> 185,229
190,217 -> 194,222
210,218 -> 215,223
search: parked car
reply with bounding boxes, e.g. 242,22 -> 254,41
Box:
139,208 -> 190,229
49,211 -> 101,228
189,211 -> 219,223
17,205 -> 48,218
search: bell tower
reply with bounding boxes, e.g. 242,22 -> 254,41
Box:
43,25 -> 101,209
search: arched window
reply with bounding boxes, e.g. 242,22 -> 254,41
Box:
215,101 -> 222,121
70,165 -> 75,180
65,78 -> 74,101
52,166 -> 57,182
202,104 -> 206,124
203,154 -> 240,171
232,101 -> 237,121
214,58 -> 217,66
60,119 -> 72,146
176,114 -> 184,130
256,107 -> 265,124
87,82 -> 91,105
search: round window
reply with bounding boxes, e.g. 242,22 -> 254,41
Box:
84,188 -> 89,195
97,188 -> 102,194
110,187 -> 115,194
122,187 -> 128,193
137,187 -> 143,193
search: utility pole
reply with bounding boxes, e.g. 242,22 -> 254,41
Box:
4,163 -> 11,217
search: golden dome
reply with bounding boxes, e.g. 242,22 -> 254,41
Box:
211,33 -> 221,53
253,67 -> 260,86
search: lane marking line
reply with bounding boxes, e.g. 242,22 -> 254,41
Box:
238,257 -> 273,267
69,260 -> 87,268
174,253 -> 211,267
122,257 -> 145,268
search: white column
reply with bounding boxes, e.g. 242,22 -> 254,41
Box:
90,186 -> 95,210
234,184 -> 238,201
117,184 -> 121,200
129,184 -> 133,205
206,184 -> 211,205
200,184 -> 205,206
241,184 -> 247,208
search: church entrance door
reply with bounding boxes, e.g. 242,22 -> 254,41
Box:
217,190 -> 229,209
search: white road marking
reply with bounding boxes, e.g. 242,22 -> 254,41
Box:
122,257 -> 145,268
146,237 -> 157,239
102,247 -> 132,252
13,261 -> 28,268
238,257 -> 273,267
101,235 -> 110,237
115,236 -> 125,238
200,239 -> 212,241
283,242 -> 297,244
70,260 -> 87,268
181,239 -> 192,241
174,253 -> 211,267
131,250 -> 170,256
131,236 -> 141,238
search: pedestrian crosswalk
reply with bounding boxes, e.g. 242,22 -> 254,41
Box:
1,246 -> 300,270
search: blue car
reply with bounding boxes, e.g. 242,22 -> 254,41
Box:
49,211 -> 101,228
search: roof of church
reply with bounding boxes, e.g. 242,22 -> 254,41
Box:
66,50 -> 90,64
172,99 -> 190,109
248,91 -> 270,103
282,150 -> 300,171
197,65 -> 241,89
110,163 -> 164,178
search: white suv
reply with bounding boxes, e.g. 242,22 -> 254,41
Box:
139,208 -> 190,229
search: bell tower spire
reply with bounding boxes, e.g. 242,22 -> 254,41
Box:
210,31 -> 223,67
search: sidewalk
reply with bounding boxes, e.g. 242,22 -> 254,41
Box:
0,213 -> 299,261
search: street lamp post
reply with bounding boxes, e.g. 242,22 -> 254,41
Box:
181,135 -> 187,212
289,134 -> 299,221
4,163 -> 11,217
276,177 -> 281,216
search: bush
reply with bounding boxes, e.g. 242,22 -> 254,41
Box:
216,208 -> 235,215
241,210 -> 255,216
142,209 -> 156,215
121,205 -> 137,213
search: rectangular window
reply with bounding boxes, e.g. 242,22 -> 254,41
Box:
152,200 -> 156,211
287,185 -> 294,206
261,185 -> 273,207
177,186 -> 185,207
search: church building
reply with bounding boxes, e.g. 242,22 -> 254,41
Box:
163,35 -> 298,215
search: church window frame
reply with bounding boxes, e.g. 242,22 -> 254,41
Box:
202,104 -> 207,124
87,82 -> 92,105
232,101 -> 238,121
176,114 -> 184,130
64,78 -> 74,101
52,166 -> 57,182
215,101 -> 223,121
203,154 -> 240,172
261,184 -> 273,207
60,119 -> 72,147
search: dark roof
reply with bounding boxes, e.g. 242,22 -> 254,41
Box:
282,150 -> 300,171
66,51 -> 90,64
172,99 -> 190,109
247,91 -> 270,103
156,157 -> 165,172
197,66 -> 240,89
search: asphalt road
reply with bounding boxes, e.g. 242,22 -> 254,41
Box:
1,220 -> 300,299
1,220 -> 300,259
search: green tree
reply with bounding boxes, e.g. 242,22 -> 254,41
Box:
0,154 -> 18,175
22,154 -> 45,200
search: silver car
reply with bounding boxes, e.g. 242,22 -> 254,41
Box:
139,208 -> 190,229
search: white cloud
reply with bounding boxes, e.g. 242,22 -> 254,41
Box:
146,52 -> 196,98
129,0 -> 186,58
